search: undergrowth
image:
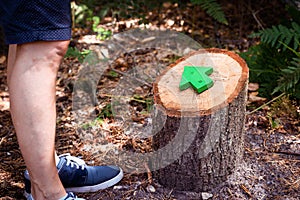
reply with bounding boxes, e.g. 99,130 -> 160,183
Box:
267,95 -> 300,129
240,1 -> 300,100
72,0 -> 228,28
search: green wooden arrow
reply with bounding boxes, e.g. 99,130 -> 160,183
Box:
179,66 -> 214,93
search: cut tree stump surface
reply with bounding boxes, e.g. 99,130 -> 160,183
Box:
154,48 -> 249,116
152,48 -> 249,192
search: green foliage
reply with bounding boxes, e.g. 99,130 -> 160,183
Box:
81,117 -> 104,129
106,70 -> 119,78
131,94 -> 153,114
91,16 -> 112,40
190,0 -> 228,25
240,39 -> 300,99
286,3 -> 300,25
71,2 -> 112,40
240,1 -> 300,100
98,104 -> 113,119
65,47 -> 92,63
273,57 -> 300,98
250,22 -> 300,50
269,94 -> 300,119
264,94 -> 300,129
241,40 -> 300,98
71,2 -> 93,26
240,43 -> 295,98
75,0 -> 228,26
75,0 -> 166,24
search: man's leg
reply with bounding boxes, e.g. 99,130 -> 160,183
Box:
7,40 -> 69,200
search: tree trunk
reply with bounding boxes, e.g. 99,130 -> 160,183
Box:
152,48 -> 249,192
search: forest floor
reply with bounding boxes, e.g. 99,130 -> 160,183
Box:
1,1 -> 300,199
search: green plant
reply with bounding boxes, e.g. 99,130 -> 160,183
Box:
71,1 -> 112,40
272,55 -> 300,96
241,43 -> 300,99
250,22 -> 300,50
71,1 -> 93,27
106,70 -> 119,78
190,0 -> 228,25
81,117 -> 104,129
91,16 -> 112,40
131,94 -> 154,114
75,0 -> 228,26
265,94 -> 299,129
98,104 -> 114,119
65,47 -> 92,63
75,0 -> 163,24
240,1 -> 300,99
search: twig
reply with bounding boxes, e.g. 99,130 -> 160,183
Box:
252,10 -> 265,30
227,187 -> 233,197
247,93 -> 285,115
144,162 -> 153,184
240,184 -> 252,197
272,150 -> 300,157
166,189 -> 174,199
245,3 -> 265,30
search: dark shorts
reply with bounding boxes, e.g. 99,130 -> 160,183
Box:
0,0 -> 71,44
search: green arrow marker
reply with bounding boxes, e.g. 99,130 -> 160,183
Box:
179,66 -> 214,93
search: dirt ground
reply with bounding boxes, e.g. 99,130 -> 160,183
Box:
1,82 -> 300,200
1,1 -> 299,199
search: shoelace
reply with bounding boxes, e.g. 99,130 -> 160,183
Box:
60,153 -> 86,170
64,192 -> 80,200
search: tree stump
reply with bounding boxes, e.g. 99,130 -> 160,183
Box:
152,48 -> 249,192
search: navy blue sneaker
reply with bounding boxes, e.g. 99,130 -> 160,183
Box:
24,154 -> 123,196
25,191 -> 85,200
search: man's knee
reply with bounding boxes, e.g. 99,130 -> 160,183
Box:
16,40 -> 70,71
18,40 -> 69,58
50,40 -> 70,58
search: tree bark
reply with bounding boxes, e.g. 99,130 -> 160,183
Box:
152,48 -> 249,192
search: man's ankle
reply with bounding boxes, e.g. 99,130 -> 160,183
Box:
30,178 -> 66,200
31,188 -> 66,200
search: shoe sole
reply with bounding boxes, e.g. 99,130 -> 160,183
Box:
65,168 -> 124,193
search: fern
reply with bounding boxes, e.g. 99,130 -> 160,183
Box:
251,22 -> 300,50
242,1 -> 300,99
273,57 -> 300,94
239,43 -> 295,98
190,0 -> 228,25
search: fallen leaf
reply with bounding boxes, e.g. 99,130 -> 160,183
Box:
248,83 -> 259,92
0,56 -> 6,64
